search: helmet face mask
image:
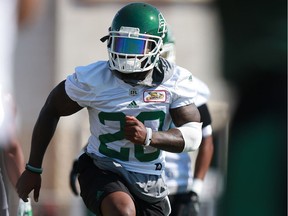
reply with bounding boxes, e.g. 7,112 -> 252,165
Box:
107,3 -> 167,74
108,27 -> 162,73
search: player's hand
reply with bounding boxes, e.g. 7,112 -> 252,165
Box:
189,191 -> 200,216
16,170 -> 41,202
124,116 -> 147,145
70,159 -> 79,196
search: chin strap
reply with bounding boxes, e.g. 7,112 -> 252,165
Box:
100,35 -> 109,43
101,27 -> 111,43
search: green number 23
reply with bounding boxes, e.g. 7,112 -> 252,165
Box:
98,111 -> 165,162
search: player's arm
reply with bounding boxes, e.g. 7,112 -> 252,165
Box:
187,104 -> 214,216
69,146 -> 86,196
124,103 -> 202,153
3,138 -> 25,188
28,80 -> 83,168
152,103 -> 201,152
17,80 -> 83,202
191,104 -> 214,196
2,94 -> 25,188
194,104 -> 214,181
194,135 -> 214,179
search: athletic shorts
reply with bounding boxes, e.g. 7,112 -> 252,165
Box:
78,153 -> 170,216
169,192 -> 199,216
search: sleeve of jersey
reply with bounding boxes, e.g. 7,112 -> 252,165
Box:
170,70 -> 198,109
65,70 -> 95,107
193,77 -> 211,107
198,104 -> 213,137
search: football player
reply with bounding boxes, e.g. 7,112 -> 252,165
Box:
16,3 -> 203,216
161,27 -> 214,216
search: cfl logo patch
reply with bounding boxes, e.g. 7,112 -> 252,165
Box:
129,88 -> 138,96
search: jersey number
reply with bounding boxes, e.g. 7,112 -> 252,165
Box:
98,111 -> 164,162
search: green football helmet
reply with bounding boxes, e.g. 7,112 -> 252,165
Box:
160,25 -> 176,63
107,2 -> 167,74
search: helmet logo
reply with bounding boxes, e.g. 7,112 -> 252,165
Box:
158,13 -> 167,34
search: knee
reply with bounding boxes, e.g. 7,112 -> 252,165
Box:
101,191 -> 136,216
111,203 -> 136,216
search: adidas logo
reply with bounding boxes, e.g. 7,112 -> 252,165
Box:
127,100 -> 139,108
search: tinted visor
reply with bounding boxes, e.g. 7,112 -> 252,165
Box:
112,37 -> 150,55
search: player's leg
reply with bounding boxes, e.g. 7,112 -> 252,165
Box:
169,192 -> 199,216
133,195 -> 170,216
77,153 -> 136,216
101,191 -> 136,216
169,194 -> 186,216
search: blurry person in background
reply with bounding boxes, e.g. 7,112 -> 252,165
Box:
161,27 -> 214,216
0,88 -> 25,216
16,3 -> 203,216
0,89 -> 34,216
217,0 -> 287,216
0,0 -> 41,215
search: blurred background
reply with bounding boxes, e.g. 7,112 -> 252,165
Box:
4,0 -> 286,215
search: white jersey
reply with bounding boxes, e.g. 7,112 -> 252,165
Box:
165,77 -> 212,194
65,61 -> 198,175
193,77 -> 211,108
